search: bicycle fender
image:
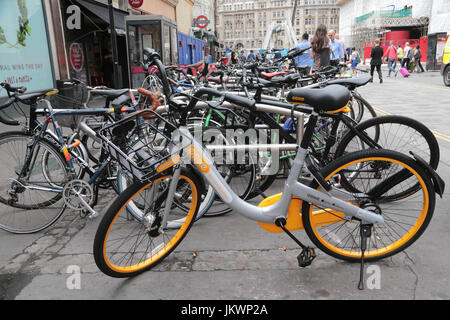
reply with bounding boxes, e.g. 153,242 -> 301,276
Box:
410,151 -> 445,198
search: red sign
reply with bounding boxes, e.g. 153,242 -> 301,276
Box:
195,15 -> 209,29
69,43 -> 84,72
128,0 -> 143,8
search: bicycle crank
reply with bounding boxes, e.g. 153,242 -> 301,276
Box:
63,180 -> 98,218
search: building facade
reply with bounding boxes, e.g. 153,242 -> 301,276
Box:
0,0 -> 205,96
337,0 -> 450,49
216,0 -> 340,51
337,0 -> 450,70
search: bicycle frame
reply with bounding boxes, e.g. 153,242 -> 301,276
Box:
165,123 -> 385,226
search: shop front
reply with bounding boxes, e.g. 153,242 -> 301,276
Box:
126,15 -> 178,88
0,0 -> 55,97
60,0 -> 129,88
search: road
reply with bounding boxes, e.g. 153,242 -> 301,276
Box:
1,70 -> 450,301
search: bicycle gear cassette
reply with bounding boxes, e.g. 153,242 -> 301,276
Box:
63,180 -> 94,211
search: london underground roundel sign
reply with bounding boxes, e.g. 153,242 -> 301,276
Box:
195,15 -> 209,29
128,0 -> 143,8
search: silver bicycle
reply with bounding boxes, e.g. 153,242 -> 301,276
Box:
92,83 -> 443,289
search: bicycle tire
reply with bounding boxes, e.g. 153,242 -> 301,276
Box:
334,115 -> 440,200
0,131 -> 68,233
302,149 -> 436,262
93,168 -> 201,277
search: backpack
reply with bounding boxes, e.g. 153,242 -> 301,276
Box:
355,52 -> 361,64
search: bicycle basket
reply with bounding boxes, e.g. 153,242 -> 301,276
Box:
97,109 -> 179,182
48,80 -> 89,129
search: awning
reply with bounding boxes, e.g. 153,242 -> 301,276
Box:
75,0 -> 129,34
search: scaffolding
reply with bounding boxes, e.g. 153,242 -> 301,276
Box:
350,7 -> 429,53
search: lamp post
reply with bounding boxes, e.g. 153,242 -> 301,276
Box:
108,0 -> 120,88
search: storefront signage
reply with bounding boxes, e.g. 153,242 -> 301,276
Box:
0,0 -> 54,95
195,15 -> 209,29
66,5 -> 81,30
69,43 -> 84,72
128,0 -> 143,8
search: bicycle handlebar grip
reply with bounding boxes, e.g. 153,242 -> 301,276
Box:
1,83 -> 26,94
137,87 -> 162,119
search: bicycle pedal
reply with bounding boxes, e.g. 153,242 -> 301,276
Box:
297,247 -> 316,268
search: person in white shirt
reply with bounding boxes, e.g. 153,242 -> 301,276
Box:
403,42 -> 412,69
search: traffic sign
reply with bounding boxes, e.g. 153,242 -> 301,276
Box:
128,0 -> 143,8
195,15 -> 209,29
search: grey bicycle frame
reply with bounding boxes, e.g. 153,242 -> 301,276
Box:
165,126 -> 384,226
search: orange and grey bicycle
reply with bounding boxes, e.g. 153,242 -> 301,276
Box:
93,51 -> 444,290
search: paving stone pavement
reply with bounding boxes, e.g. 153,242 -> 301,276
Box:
1,71 -> 450,300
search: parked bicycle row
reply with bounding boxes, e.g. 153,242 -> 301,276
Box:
0,47 -> 444,290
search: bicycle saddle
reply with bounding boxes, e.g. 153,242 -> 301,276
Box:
287,85 -> 350,113
91,89 -> 129,99
16,88 -> 58,104
327,74 -> 372,89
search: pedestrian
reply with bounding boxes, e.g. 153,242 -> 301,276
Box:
350,47 -> 361,75
413,45 -> 425,73
396,45 -> 404,76
328,29 -> 345,63
239,50 -> 247,64
231,51 -> 238,64
403,42 -> 413,70
204,49 -> 213,65
370,38 -> 384,83
247,50 -> 256,62
310,24 -> 331,71
336,33 -> 349,62
295,33 -> 312,74
383,40 -> 397,77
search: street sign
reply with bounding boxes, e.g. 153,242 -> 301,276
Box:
128,0 -> 143,8
69,43 -> 84,72
195,15 -> 209,29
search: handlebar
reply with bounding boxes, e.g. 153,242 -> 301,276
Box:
273,46 -> 311,64
0,82 -> 27,94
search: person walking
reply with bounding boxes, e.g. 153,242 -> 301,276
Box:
295,33 -> 312,74
370,38 -> 384,83
403,42 -> 412,70
383,40 -> 398,77
350,47 -> 361,75
396,45 -> 404,76
413,45 -> 425,73
310,24 -> 331,71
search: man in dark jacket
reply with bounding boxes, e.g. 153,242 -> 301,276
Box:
370,39 -> 384,83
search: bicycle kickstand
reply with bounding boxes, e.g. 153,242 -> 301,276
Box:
358,224 -> 372,290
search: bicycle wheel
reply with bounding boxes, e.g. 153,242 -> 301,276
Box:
350,92 -> 378,124
93,168 -> 200,277
0,132 -> 69,233
302,149 -> 435,262
335,115 -> 440,199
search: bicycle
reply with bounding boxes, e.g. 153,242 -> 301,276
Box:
93,52 -> 445,290
0,82 -> 160,233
